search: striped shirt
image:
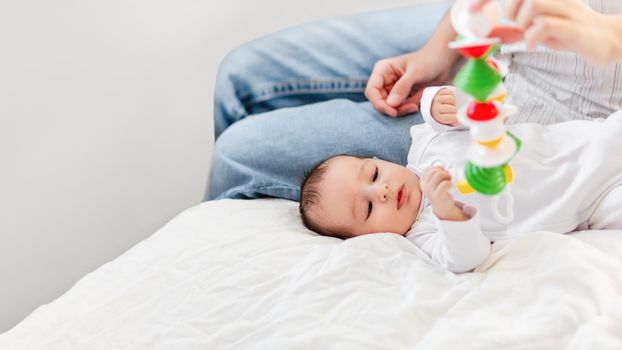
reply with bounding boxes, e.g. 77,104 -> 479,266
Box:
495,0 -> 622,124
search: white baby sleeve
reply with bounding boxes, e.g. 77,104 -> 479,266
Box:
407,203 -> 491,273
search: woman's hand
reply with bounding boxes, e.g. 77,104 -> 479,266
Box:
470,0 -> 622,65
365,12 -> 461,117
430,88 -> 458,126
365,48 -> 455,117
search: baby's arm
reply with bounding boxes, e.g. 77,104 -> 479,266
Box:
409,204 -> 490,273
409,166 -> 491,273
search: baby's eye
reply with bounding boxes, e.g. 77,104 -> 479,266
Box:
372,167 -> 378,182
367,201 -> 373,219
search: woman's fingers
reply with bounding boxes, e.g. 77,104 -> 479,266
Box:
524,17 -> 550,50
515,0 -> 535,28
396,102 -> 419,116
505,0 -> 529,21
467,0 -> 614,64
365,69 -> 398,117
366,55 -> 427,117
468,0 -> 491,12
517,0 -> 574,28
524,16 -> 578,51
489,25 -> 524,43
366,87 -> 398,117
387,65 -> 421,107
402,88 -> 425,106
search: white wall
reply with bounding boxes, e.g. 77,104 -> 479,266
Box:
0,0 -> 440,332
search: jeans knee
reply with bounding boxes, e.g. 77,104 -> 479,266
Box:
207,117 -> 302,201
207,119 -> 265,200
207,125 -> 246,200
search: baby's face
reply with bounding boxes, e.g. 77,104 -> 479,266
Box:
314,156 -> 422,237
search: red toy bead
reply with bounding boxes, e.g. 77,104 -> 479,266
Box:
467,101 -> 498,121
458,44 -> 491,59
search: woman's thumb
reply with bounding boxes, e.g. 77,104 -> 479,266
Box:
387,70 -> 418,107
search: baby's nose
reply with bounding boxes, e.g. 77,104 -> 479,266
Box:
376,183 -> 389,202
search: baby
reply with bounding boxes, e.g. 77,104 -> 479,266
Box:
299,87 -> 622,273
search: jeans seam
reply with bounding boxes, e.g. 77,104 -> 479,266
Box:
242,78 -> 368,105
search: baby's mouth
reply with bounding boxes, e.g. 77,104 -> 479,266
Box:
397,185 -> 407,210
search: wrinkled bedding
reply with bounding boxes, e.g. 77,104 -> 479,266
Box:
1,199 -> 621,349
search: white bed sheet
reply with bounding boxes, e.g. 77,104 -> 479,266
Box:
1,199 -> 621,349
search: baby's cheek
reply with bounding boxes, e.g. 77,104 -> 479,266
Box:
402,211 -> 418,232
370,211 -> 395,233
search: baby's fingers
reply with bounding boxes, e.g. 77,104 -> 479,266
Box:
435,179 -> 452,196
439,113 -> 459,126
435,92 -> 456,105
422,166 -> 444,183
435,104 -> 457,115
429,168 -> 451,188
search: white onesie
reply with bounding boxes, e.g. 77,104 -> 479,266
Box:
406,87 -> 622,273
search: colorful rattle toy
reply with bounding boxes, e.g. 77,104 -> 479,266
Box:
448,0 -> 522,223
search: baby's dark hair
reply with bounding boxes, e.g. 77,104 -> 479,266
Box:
299,154 -> 365,239
299,157 -> 338,238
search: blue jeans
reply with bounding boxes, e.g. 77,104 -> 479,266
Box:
208,1 -> 452,201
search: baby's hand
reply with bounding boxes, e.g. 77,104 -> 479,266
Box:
430,88 -> 458,126
420,166 -> 467,221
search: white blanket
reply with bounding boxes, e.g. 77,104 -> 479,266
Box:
1,199 -> 621,349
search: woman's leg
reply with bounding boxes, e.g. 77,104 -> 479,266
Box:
209,1 -> 452,200
210,99 -> 419,200
213,1 -> 452,137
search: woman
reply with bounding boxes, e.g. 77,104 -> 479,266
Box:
208,0 -> 622,201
